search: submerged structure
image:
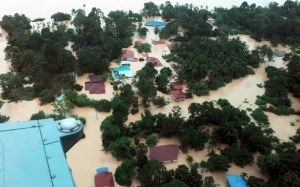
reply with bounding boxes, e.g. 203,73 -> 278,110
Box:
0,118 -> 84,187
226,175 -> 248,187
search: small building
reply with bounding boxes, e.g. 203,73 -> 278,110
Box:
113,65 -> 133,79
122,49 -> 134,61
171,90 -> 187,102
89,75 -> 102,82
149,144 -> 179,163
204,176 -> 214,185
170,82 -> 186,101
171,81 -> 183,90
207,16 -> 215,24
94,171 -> 115,187
146,57 -> 163,67
273,50 -> 286,57
226,175 -> 248,187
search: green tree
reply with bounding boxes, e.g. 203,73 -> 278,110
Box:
136,143 -> 149,169
162,179 -> 188,187
108,137 -> 136,161
39,89 -> 55,105
52,98 -> 75,118
151,96 -> 170,108
205,151 -> 230,172
139,159 -> 168,187
0,100 -> 10,123
115,158 -> 137,186
30,110 -> 47,120
145,135 -> 159,146
137,26 -> 149,38
100,116 -> 121,149
247,176 -> 269,187
51,12 -> 72,22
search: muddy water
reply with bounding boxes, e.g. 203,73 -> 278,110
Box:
0,3 -> 299,187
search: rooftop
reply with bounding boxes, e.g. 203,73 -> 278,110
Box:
0,118 -> 84,187
94,172 -> 114,187
171,82 -> 183,90
149,144 -> 179,162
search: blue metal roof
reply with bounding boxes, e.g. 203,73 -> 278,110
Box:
96,167 -> 109,174
226,175 -> 248,187
144,21 -> 167,27
0,118 -> 84,187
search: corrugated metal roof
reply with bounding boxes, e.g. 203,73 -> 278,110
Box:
0,118 -> 83,187
149,144 -> 179,162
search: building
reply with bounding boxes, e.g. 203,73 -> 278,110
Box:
0,118 -> 84,187
226,175 -> 248,187
207,16 -> 215,24
121,49 -> 135,61
135,40 -> 142,45
94,171 -> 115,187
170,82 -> 186,101
149,144 -> 179,163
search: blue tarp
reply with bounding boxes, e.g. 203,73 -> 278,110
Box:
226,175 -> 248,187
96,167 -> 109,174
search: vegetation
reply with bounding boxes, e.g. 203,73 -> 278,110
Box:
134,43 -> 151,53
51,12 -> 72,21
0,100 -> 10,123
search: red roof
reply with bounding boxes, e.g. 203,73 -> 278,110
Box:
149,144 -> 179,162
85,82 -> 105,94
171,82 -> 183,90
147,57 -> 163,67
142,53 -> 149,57
171,90 -> 186,99
95,172 -> 114,187
152,40 -> 166,45
122,49 -> 134,58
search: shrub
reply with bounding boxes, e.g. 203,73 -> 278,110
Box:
130,108 -> 139,115
73,84 -> 83,91
78,116 -> 86,125
75,94 -> 92,107
145,135 -> 159,146
139,57 -> 144,61
30,110 -> 47,120
39,89 -> 55,105
94,99 -> 111,112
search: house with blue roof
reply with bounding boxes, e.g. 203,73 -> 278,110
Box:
226,175 -> 248,187
0,118 -> 84,187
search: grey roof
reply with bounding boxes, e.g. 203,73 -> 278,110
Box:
0,118 -> 84,187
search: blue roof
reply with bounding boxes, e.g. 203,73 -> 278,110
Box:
96,167 -> 109,174
145,21 -> 167,27
0,118 -> 84,187
226,175 -> 248,187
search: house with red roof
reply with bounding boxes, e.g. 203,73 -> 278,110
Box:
122,49 -> 134,61
94,171 -> 114,187
135,40 -> 142,45
170,82 -> 186,101
147,57 -> 163,67
149,144 -> 179,163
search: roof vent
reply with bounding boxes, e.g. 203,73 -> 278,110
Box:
57,118 -> 82,133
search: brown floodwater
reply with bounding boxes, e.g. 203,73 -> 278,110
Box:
1,18 -> 300,187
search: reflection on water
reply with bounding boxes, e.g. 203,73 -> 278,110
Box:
0,3 -> 299,186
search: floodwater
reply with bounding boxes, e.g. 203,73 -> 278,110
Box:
0,1 -> 299,187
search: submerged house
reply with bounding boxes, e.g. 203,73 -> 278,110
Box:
149,144 -> 179,163
85,74 -> 105,94
0,118 -> 84,187
170,82 -> 186,101
121,49 -> 135,61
